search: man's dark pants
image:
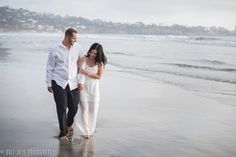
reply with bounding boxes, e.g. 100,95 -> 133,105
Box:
51,80 -> 79,137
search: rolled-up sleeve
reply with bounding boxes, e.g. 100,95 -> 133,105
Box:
78,63 -> 85,84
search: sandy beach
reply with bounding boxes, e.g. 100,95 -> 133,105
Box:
0,34 -> 236,157
1,63 -> 236,156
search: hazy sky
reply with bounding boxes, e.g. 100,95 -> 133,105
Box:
1,0 -> 236,30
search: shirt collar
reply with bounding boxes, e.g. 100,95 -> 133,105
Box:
59,41 -> 67,49
59,42 -> 77,50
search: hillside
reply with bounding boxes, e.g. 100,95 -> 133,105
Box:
0,6 -> 235,36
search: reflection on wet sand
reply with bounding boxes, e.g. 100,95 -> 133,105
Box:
0,46 -> 11,61
57,137 -> 95,157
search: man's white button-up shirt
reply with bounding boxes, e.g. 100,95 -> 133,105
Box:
46,42 -> 84,90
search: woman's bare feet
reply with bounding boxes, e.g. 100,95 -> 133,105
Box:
81,135 -> 90,139
68,127 -> 74,137
59,135 -> 69,141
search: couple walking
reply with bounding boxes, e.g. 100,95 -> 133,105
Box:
46,28 -> 107,140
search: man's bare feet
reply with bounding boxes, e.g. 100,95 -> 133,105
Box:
59,135 -> 69,141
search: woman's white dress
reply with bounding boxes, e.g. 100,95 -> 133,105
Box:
76,61 -> 100,136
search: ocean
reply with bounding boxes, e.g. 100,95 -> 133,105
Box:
0,33 -> 235,106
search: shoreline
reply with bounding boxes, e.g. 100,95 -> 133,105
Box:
0,36 -> 236,156
1,64 -> 236,156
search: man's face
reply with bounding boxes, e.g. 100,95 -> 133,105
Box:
68,32 -> 77,46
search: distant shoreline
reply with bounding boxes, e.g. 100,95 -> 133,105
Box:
0,31 -> 236,37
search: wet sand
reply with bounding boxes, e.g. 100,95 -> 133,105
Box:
0,45 -> 236,157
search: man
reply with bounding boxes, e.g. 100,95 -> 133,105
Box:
46,28 -> 84,140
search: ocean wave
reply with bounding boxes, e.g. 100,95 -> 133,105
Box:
81,34 -> 236,47
106,51 -> 135,56
186,36 -> 236,47
106,51 -> 164,60
193,37 -> 220,41
200,59 -> 226,65
109,63 -> 236,84
164,63 -> 236,72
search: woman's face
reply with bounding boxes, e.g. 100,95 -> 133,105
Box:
89,49 -> 97,60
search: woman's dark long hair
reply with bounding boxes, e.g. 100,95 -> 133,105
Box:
86,43 -> 107,66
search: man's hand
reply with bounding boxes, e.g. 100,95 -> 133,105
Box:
78,84 -> 84,91
47,86 -> 53,93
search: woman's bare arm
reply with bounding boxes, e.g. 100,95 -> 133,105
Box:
80,63 -> 104,79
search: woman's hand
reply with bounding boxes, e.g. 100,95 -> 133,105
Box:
80,69 -> 89,76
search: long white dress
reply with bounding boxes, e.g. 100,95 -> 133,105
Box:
76,60 -> 100,136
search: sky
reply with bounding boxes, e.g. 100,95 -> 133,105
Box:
1,0 -> 236,30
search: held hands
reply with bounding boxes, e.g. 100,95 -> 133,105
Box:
47,86 -> 53,93
78,84 -> 84,91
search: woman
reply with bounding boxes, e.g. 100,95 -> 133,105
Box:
76,43 -> 107,139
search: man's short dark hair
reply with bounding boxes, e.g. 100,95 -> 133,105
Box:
65,28 -> 77,37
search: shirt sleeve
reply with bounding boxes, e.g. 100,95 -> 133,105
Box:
78,44 -> 85,58
78,62 -> 85,84
46,47 -> 55,87
78,74 -> 85,84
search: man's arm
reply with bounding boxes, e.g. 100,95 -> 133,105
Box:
77,56 -> 86,91
46,48 -> 55,93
